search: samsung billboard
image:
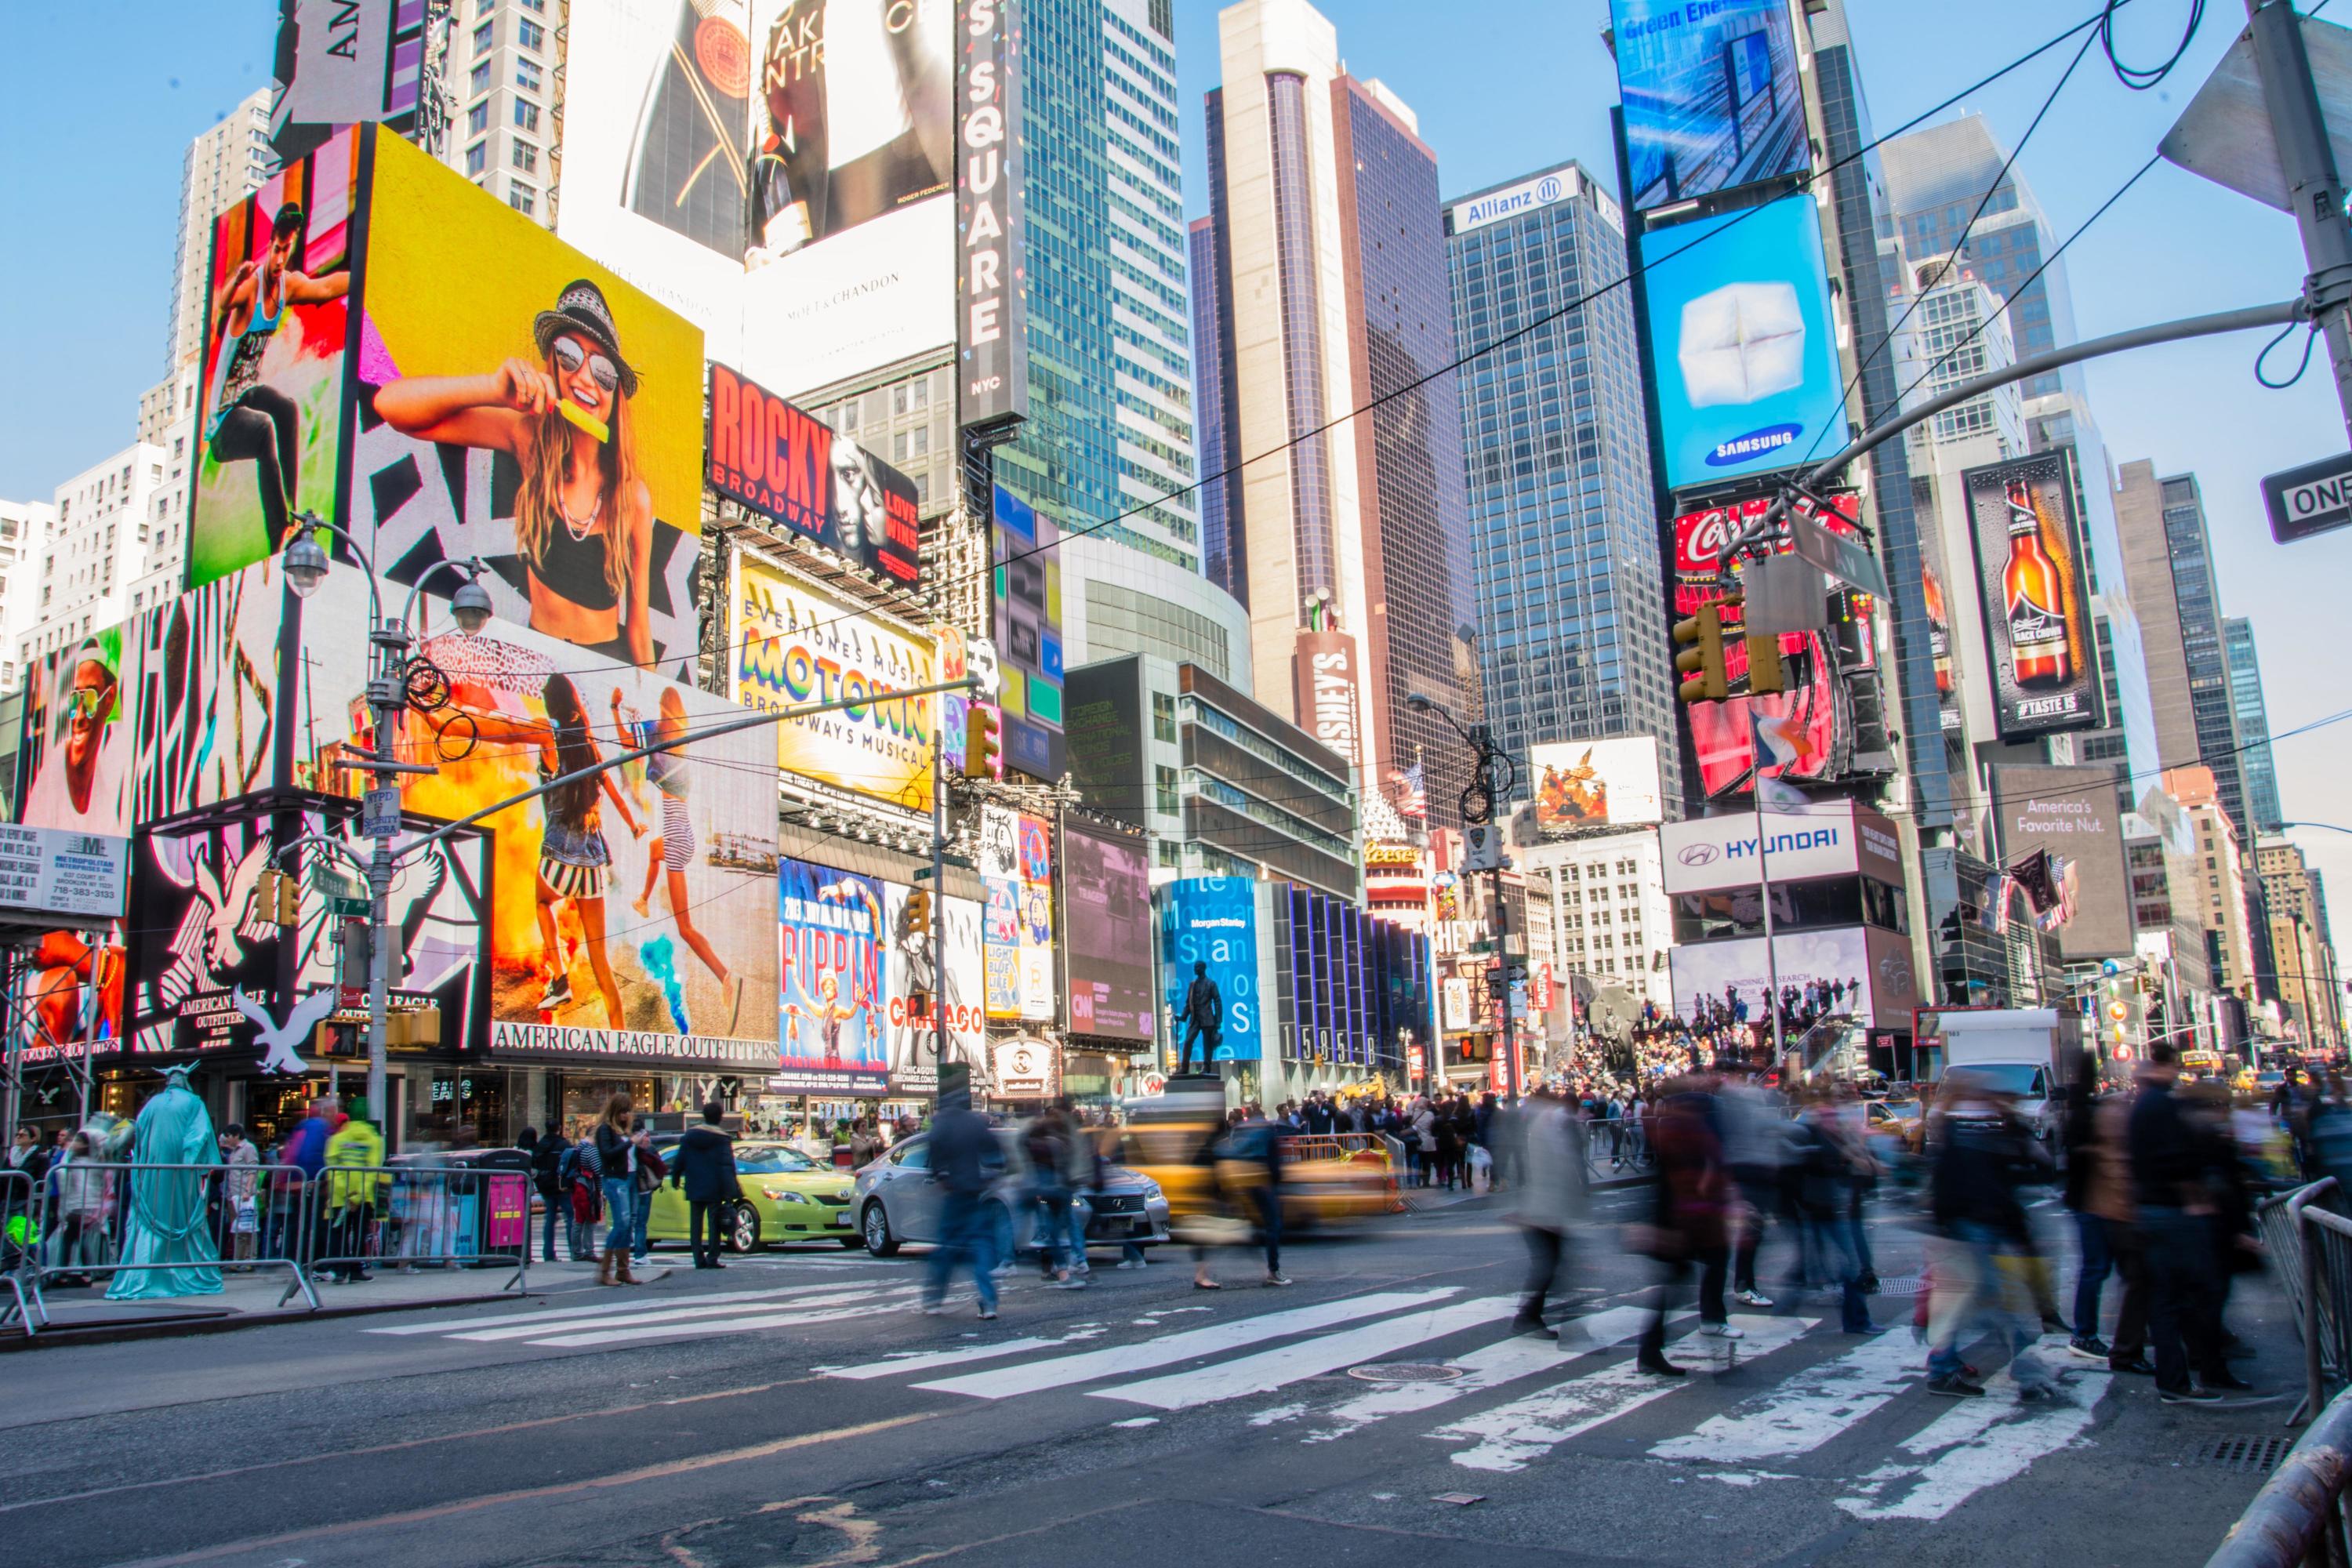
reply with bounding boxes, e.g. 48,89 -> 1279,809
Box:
1638,194 -> 1849,493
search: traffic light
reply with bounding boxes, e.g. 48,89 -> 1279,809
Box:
256,868 -> 300,927
905,888 -> 932,937
964,704 -> 1003,780
1745,633 -> 1785,695
1674,601 -> 1731,702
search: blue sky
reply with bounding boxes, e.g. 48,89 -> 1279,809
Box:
3,1 -> 2347,960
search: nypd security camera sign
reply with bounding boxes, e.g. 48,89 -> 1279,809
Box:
2262,452 -> 2352,544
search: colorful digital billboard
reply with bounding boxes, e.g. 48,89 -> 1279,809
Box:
992,484 -> 1064,782
1529,737 -> 1664,837
708,363 -> 922,588
1639,194 -> 1848,493
1062,819 -> 1153,1044
1612,0 -> 1809,209
302,564 -> 780,1066
1963,450 -> 2103,740
188,128 -> 358,591
270,1 -> 433,162
553,0 -> 955,401
731,553 -> 939,811
1158,877 -> 1261,1063
778,856 -> 887,1094
884,884 -> 983,1092
977,804 -> 1053,1022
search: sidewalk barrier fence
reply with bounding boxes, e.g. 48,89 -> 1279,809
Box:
0,1169 -> 42,1332
2208,1382 -> 2352,1568
303,1163 -> 532,1295
2258,1178 -> 2352,1426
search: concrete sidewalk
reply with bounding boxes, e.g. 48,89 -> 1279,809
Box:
3,1254 -> 675,1348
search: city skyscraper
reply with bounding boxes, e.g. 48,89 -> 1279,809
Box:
1198,0 -> 1480,824
2226,616 -> 2285,836
1443,161 -> 1679,807
165,89 -> 274,379
450,0 -> 560,227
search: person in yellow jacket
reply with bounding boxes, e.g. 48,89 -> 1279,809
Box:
323,1100 -> 387,1283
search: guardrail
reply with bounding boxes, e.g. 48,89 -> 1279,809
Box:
1588,1120 -> 1654,1178
2256,1178 -> 2352,1425
2208,1383 -> 2352,1568
303,1164 -> 531,1295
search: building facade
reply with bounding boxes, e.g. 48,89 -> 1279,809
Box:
165,89 -> 274,378
2225,617 -> 2285,837
1515,829 -> 1673,1014
1443,162 -> 1679,808
451,0 -> 561,226
2257,839 -> 2343,1051
1199,0 -> 1480,823
20,445 -> 175,672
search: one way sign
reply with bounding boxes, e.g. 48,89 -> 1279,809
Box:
2262,452 -> 2352,544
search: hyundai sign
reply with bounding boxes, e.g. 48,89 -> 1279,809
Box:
1661,803 -> 1864,895
1638,194 -> 1849,494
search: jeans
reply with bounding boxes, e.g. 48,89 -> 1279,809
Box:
2072,1210 -> 2114,1338
539,1190 -> 561,1263
1063,1195 -> 1091,1270
1033,1184 -> 1074,1273
2107,1221 -> 2151,1360
2141,1206 -> 2223,1391
631,1183 -> 652,1258
1639,1243 -> 1729,1362
601,1178 -> 637,1258
1926,1221 -> 2053,1390
1806,1213 -> 1873,1333
688,1199 -> 725,1267
1519,1225 -> 1568,1321
1730,1169 -> 1780,1293
924,1189 -> 999,1312
1250,1185 -> 1282,1276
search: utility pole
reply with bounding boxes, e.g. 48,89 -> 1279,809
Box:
2249,0 -> 2352,445
930,713 -> 949,1077
1470,721 -> 1523,1105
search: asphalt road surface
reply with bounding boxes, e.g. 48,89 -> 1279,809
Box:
0,1185 -> 2298,1568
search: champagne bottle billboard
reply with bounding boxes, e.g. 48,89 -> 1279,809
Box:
1962,451 -> 2103,739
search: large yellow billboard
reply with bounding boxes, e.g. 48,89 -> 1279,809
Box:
731,553 -> 938,813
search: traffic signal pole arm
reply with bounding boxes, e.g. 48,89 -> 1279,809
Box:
1719,299 -> 2305,568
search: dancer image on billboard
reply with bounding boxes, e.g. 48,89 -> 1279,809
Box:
611,685 -> 746,1033
419,672 -> 645,1028
206,201 -> 350,557
21,634 -> 132,834
374,279 -> 657,667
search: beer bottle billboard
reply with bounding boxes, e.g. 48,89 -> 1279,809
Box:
1962,451 -> 2100,739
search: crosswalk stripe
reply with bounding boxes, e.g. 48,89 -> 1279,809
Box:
915,1289 -> 1462,1402
1301,1306 -> 1657,1444
363,1283 -> 855,1336
1835,1367 -> 2111,1520
821,1336 -> 1081,1381
441,1286 -> 902,1343
1651,1325 -> 1920,1463
524,1290 -> 924,1348
1091,1297 -> 1519,1411
1436,1314 -> 1818,1472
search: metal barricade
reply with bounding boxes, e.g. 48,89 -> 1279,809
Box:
8,1160 -> 322,1332
303,1163 -> 531,1296
0,1168 -> 41,1331
1588,1119 -> 1654,1180
2208,1383 -> 2352,1568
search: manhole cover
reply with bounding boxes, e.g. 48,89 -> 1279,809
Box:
1867,1276 -> 1925,1298
2190,1435 -> 2295,1471
1349,1362 -> 1465,1383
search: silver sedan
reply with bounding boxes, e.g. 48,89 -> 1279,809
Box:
851,1127 -> 1171,1259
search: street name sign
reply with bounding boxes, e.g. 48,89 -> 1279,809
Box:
2262,451 -> 2352,543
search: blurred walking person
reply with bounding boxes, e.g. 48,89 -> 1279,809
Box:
1510,1086 -> 1590,1338
923,1069 -> 1002,1319
1721,1064 -> 1790,1308
530,1121 -> 571,1264
1635,1076 -> 1737,1377
1922,1071 -> 2057,1399
2130,1043 -> 2252,1402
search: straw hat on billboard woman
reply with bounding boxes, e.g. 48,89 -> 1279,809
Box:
374,279 -> 655,667
419,673 -> 644,1029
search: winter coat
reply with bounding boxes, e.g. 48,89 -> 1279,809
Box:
1512,1102 -> 1590,1232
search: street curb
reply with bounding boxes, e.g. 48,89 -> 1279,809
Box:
0,1265 -> 677,1352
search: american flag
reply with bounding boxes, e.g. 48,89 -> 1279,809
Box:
1395,757 -> 1428,819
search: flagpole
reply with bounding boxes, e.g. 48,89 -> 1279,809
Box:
1756,779 -> 1785,1069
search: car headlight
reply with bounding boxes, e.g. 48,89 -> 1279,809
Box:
764,1188 -> 812,1203
1141,1180 -> 1164,1203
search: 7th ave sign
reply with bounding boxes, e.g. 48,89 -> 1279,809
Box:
2263,451 -> 2352,544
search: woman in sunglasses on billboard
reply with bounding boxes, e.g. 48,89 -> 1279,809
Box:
374,278 -> 655,668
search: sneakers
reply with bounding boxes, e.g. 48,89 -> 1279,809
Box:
1511,1316 -> 1557,1340
1733,1288 -> 1773,1308
1700,1322 -> 1744,1340
536,972 -> 575,1010
1265,1272 -> 1294,1287
2160,1385 -> 2223,1404
2202,1370 -> 2257,1392
2069,1335 -> 2112,1361
978,1307 -> 998,1320
1116,1258 -> 1145,1270
1926,1374 -> 1987,1399
2108,1355 -> 2157,1376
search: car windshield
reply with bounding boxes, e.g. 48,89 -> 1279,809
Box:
1881,1099 -> 1920,1118
1958,1064 -> 2045,1098
732,1145 -> 816,1174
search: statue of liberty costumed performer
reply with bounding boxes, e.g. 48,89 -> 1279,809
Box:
106,1063 -> 224,1300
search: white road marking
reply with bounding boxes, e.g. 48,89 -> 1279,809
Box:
524,1293 -> 923,1348
820,1335 -> 1083,1381
1651,1326 -> 1920,1462
1835,1370 -> 2111,1521
1248,1403 -> 1307,1426
1436,1316 -> 1817,1473
441,1287 -> 903,1343
1300,1307 -> 1656,1445
1091,1296 -> 1515,1411
916,1290 -> 1461,1401
363,1284 -> 854,1335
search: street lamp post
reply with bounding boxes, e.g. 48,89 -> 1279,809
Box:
281,512 -> 494,1127
1408,691 -> 1521,1102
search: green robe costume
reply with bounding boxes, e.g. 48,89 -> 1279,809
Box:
105,1064 -> 223,1300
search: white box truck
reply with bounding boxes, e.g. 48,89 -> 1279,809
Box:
1917,1007 -> 2078,1143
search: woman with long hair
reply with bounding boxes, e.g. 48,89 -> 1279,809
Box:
592,1093 -> 641,1287
423,672 -> 643,1029
374,278 -> 655,666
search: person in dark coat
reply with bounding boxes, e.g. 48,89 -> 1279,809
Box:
529,1123 -> 571,1263
668,1102 -> 742,1269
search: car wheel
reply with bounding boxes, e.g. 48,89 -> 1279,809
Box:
862,1201 -> 900,1258
725,1203 -> 761,1254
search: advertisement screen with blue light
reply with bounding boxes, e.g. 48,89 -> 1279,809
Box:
1639,194 -> 1848,493
1612,0 -> 1808,209
1158,877 -> 1260,1063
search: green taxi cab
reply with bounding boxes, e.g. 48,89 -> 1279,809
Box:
645,1138 -> 862,1254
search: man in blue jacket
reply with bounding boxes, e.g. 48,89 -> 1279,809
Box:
923,1067 -> 1002,1319
668,1104 -> 741,1269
